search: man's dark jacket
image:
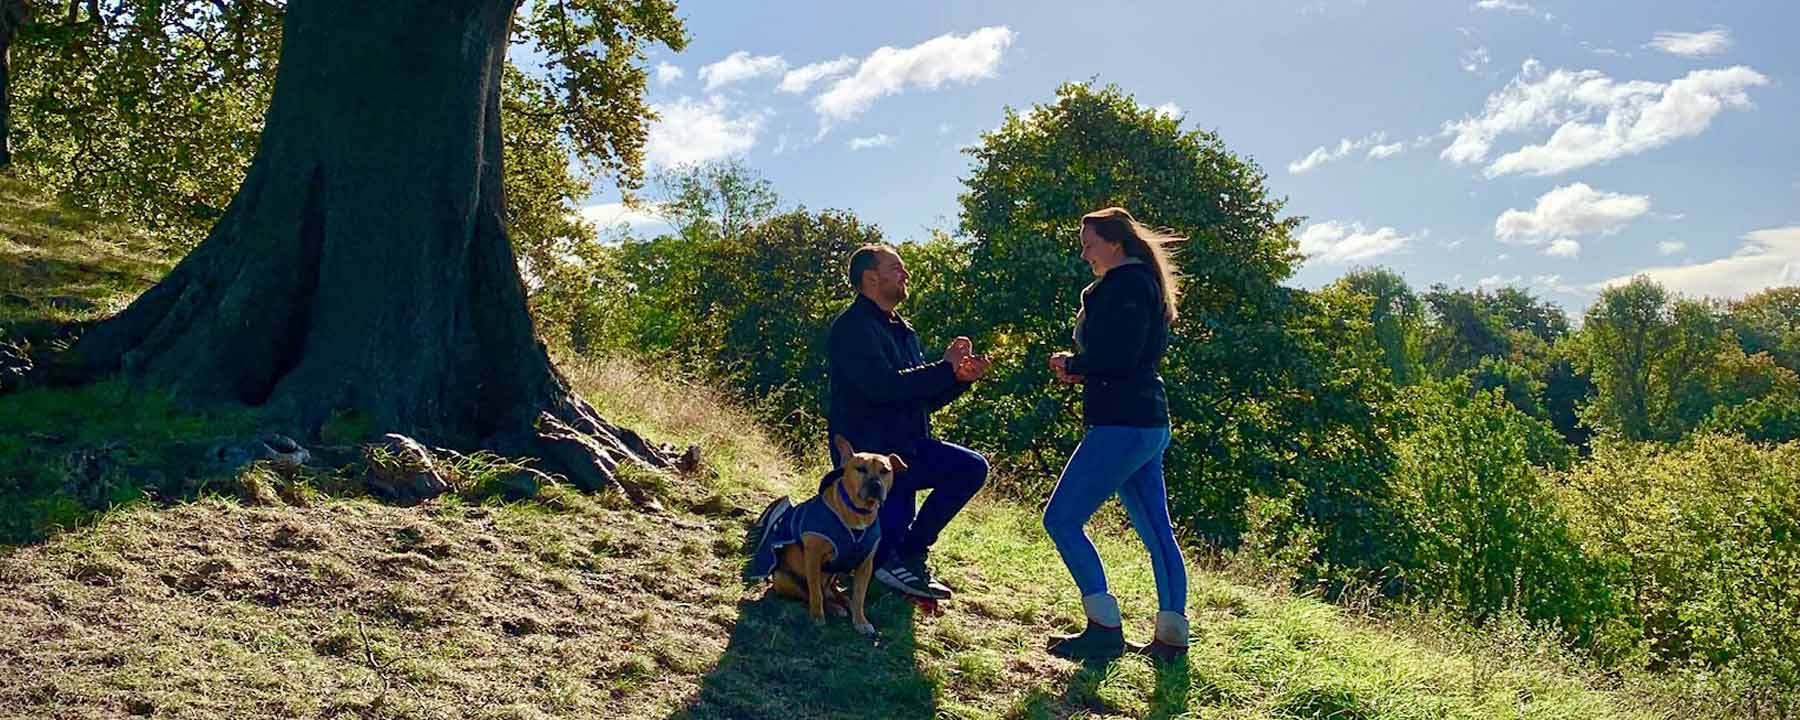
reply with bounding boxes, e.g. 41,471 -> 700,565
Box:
826,295 -> 967,455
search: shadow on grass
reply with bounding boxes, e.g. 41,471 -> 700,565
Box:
1013,654 -> 1195,719
0,378 -> 270,546
669,586 -> 936,720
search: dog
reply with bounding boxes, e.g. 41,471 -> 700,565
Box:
744,435 -> 902,636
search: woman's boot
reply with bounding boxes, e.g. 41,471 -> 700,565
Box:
1047,593 -> 1124,660
1126,611 -> 1189,663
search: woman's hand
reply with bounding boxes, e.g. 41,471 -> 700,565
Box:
955,354 -> 992,382
1048,352 -> 1083,384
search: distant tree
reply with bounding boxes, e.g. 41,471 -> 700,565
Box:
1727,286 -> 1800,373
1421,286 -> 1512,378
556,160 -> 785,361
1333,267 -> 1426,386
652,158 -> 779,243
1569,278 -> 1739,442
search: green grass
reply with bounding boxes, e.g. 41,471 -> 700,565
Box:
0,378 -> 262,543
0,175 -> 175,328
0,176 -> 1671,719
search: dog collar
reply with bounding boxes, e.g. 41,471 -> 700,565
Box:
837,479 -> 874,515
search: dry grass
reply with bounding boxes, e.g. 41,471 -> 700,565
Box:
559,351 -> 814,502
0,490 -> 751,719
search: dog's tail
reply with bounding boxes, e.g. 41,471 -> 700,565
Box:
741,495 -> 793,582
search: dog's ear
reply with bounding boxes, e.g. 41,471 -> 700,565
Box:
833,434 -> 856,464
886,453 -> 908,472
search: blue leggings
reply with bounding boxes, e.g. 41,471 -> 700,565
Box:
1042,425 -> 1186,613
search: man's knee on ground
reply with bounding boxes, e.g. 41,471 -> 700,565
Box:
958,451 -> 991,490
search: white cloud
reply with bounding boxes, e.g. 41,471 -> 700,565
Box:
1473,0 -> 1532,13
1657,241 -> 1686,256
1297,220 -> 1419,264
1440,59 -> 1657,166
654,62 -> 684,86
936,122 -> 952,135
1368,141 -> 1407,159
812,26 -> 1015,130
645,96 -> 767,167
847,133 -> 895,150
1154,101 -> 1183,118
1647,28 -> 1733,57
1443,60 -> 1769,177
1530,274 -> 1584,295
699,51 -> 788,91
1471,0 -> 1552,21
779,56 -> 857,94
1491,66 -> 1767,176
1545,239 -> 1582,257
579,202 -> 667,231
1479,273 -> 1523,288
1288,131 -> 1402,173
1595,226 -> 1800,299
1461,46 -> 1491,73
1495,183 -> 1651,251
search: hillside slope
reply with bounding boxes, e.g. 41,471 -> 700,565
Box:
0,180 -> 1662,719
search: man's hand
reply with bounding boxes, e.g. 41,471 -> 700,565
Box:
955,354 -> 991,383
944,336 -> 972,365
1048,352 -> 1083,384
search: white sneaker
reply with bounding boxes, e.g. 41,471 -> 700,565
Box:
875,559 -> 951,599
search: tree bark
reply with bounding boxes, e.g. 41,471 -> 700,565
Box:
0,0 -> 27,168
63,0 -> 674,506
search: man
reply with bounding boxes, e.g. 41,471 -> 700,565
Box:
826,244 -> 991,600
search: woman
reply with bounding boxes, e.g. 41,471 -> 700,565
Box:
1043,206 -> 1188,662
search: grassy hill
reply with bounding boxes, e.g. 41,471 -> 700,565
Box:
0,178 -> 1668,719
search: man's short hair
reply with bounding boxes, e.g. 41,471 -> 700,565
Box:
846,244 -> 896,291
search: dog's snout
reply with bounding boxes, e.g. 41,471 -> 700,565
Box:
863,481 -> 885,504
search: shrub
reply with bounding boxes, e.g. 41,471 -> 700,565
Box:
1389,381 -> 1610,640
1560,435 -> 1800,713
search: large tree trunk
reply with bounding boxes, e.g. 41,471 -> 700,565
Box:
63,0 -> 673,506
0,0 -> 26,168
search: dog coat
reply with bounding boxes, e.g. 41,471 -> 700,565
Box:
744,469 -> 882,581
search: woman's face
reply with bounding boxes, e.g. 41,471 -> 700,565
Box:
1079,224 -> 1123,277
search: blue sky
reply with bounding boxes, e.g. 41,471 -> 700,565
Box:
572,0 -> 1799,315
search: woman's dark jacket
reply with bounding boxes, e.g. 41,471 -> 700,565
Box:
1064,260 -> 1170,427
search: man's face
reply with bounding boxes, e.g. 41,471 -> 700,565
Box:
867,251 -> 909,305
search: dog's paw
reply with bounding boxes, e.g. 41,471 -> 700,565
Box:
854,621 -> 876,637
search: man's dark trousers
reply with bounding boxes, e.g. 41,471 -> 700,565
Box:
832,436 -> 987,567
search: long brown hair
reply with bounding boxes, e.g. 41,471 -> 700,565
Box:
1081,207 -> 1182,322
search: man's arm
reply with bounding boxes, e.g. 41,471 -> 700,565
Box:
829,317 -> 959,405
925,379 -> 971,413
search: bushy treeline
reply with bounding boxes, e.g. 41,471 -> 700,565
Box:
535,84 -> 1800,711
